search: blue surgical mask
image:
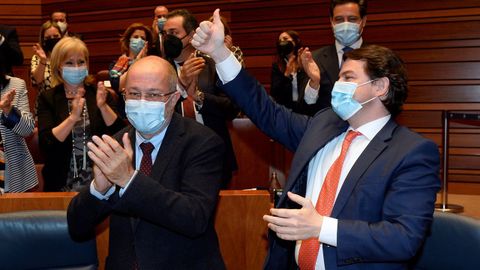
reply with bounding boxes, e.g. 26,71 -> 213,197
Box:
157,17 -> 166,31
129,38 -> 146,55
62,66 -> 88,85
125,99 -> 167,135
331,80 -> 376,120
333,22 -> 361,46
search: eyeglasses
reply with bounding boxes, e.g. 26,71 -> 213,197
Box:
123,89 -> 177,102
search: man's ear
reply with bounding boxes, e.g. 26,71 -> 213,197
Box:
374,77 -> 389,100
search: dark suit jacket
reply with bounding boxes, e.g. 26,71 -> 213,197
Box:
37,83 -> 125,191
270,63 -> 311,115
221,69 -> 441,270
0,25 -> 23,75
174,57 -> 239,187
67,113 -> 226,270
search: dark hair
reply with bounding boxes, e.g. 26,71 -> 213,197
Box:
275,30 -> 302,73
0,60 -> 9,89
329,0 -> 367,18
51,10 -> 67,20
120,23 -> 153,55
345,45 -> 408,117
166,9 -> 198,34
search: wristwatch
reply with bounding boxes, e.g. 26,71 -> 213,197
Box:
195,88 -> 205,105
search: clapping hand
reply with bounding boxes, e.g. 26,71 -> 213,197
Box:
299,47 -> 321,89
0,88 -> 16,115
87,133 -> 135,188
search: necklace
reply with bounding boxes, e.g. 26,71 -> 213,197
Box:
70,101 -> 87,180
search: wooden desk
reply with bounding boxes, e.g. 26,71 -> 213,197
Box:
0,190 -> 271,270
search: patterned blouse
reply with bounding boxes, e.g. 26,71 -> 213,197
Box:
30,54 -> 53,94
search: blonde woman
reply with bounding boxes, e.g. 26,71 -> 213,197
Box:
37,37 -> 125,191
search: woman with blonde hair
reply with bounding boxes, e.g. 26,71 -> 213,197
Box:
37,37 -> 124,191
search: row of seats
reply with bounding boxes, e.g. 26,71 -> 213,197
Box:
0,210 -> 478,269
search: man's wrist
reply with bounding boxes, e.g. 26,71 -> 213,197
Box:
210,45 -> 231,64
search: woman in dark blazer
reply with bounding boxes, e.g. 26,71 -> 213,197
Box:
37,37 -> 124,191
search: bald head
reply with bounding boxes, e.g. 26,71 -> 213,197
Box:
126,56 -> 177,93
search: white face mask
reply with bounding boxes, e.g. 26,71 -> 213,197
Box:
125,99 -> 168,135
57,21 -> 68,33
333,22 -> 361,46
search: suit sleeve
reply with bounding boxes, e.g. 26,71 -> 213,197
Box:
109,132 -> 225,238
221,68 -> 309,152
335,139 -> 441,264
67,188 -> 114,241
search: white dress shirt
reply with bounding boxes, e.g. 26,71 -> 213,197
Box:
294,114 -> 390,270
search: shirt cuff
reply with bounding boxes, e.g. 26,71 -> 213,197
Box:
89,180 -> 116,200
319,216 -> 338,247
0,35 -> 4,46
1,107 -> 21,129
216,52 -> 242,84
119,170 -> 138,197
176,83 -> 188,98
304,80 -> 319,105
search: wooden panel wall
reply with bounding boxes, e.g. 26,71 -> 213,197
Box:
4,0 -> 480,194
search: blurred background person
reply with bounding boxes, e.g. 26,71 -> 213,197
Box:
31,21 -> 63,96
151,5 -> 168,57
37,37 -> 125,192
51,10 -> 80,38
0,24 -> 24,76
270,30 -> 322,115
0,60 -> 38,193
163,9 -> 239,187
109,23 -> 152,117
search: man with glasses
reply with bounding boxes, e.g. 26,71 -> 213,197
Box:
67,55 -> 226,269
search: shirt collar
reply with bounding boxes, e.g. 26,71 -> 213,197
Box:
335,37 -> 363,54
135,124 -> 169,150
350,114 -> 391,141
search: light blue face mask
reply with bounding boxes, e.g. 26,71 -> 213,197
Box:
157,17 -> 167,31
129,38 -> 146,55
62,66 -> 88,85
125,99 -> 167,135
331,80 -> 376,120
333,22 -> 361,46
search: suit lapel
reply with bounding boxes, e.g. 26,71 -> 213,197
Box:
322,45 -> 340,85
279,110 -> 348,206
331,119 -> 397,217
150,113 -> 184,182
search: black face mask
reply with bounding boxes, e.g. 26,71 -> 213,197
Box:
43,37 -> 61,52
277,40 -> 294,59
163,34 -> 187,60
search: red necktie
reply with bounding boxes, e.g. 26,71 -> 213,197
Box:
139,142 -> 154,176
182,96 -> 196,119
298,130 -> 361,270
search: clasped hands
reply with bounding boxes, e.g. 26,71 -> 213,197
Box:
263,191 -> 324,241
87,133 -> 135,194
178,53 -> 206,98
